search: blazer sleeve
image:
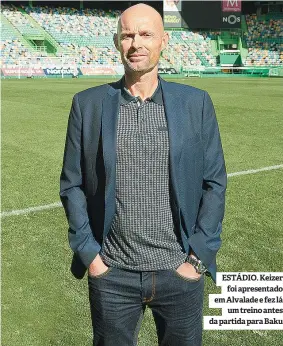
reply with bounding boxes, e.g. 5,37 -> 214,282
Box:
59,93 -> 101,268
188,91 -> 227,269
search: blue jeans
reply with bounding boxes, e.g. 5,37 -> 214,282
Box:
88,266 -> 204,346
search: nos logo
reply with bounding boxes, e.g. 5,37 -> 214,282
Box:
222,15 -> 240,25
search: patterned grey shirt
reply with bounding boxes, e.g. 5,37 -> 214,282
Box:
100,80 -> 187,271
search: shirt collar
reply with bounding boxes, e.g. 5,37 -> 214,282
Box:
120,76 -> 163,105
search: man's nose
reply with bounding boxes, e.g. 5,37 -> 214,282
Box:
131,34 -> 142,49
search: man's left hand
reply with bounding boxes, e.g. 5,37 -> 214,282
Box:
175,262 -> 202,280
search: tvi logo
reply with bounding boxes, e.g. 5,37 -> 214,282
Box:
222,15 -> 241,25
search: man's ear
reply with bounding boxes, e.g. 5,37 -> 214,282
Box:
161,32 -> 169,51
113,33 -> 119,50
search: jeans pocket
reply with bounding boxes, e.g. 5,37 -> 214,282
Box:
172,269 -> 203,283
88,267 -> 113,279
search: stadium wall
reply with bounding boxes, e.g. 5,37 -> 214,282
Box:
2,66 -> 283,79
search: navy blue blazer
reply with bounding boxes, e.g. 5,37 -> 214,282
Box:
60,76 -> 227,282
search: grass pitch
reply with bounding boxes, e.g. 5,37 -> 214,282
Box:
2,77 -> 283,346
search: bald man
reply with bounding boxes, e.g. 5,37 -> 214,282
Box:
60,4 -> 226,346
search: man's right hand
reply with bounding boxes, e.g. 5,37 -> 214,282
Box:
88,254 -> 109,277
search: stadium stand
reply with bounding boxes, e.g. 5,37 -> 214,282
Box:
1,3 -> 282,77
162,31 -> 217,70
2,4 -> 41,36
25,5 -> 122,66
243,14 -> 283,66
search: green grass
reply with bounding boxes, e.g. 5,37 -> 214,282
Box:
2,77 -> 283,345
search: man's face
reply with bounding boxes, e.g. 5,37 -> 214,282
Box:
115,10 -> 168,74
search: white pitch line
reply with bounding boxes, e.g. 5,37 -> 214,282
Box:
1,202 -> 62,218
1,164 -> 283,218
227,164 -> 283,177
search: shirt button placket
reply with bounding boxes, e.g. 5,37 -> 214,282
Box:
137,103 -> 144,133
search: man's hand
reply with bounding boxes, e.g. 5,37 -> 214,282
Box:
175,262 -> 202,280
88,254 -> 109,277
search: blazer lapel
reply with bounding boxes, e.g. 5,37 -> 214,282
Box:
160,78 -> 185,208
101,86 -> 120,205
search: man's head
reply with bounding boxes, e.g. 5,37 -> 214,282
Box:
114,4 -> 169,75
